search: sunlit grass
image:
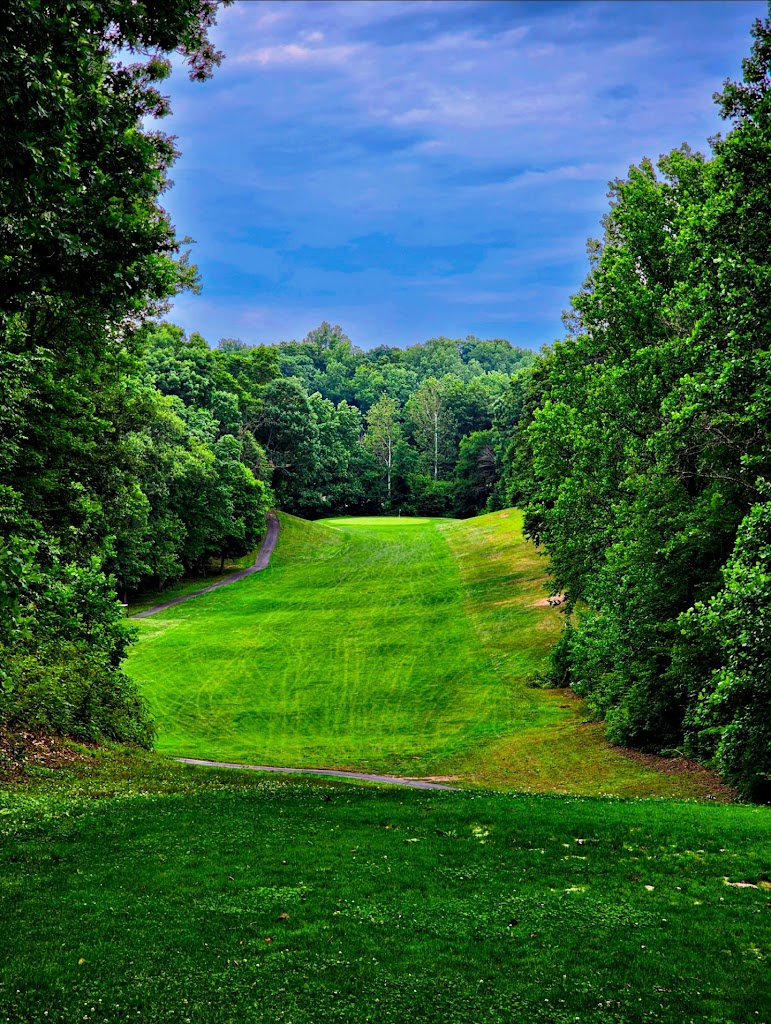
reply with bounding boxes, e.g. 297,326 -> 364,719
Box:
127,549 -> 258,616
127,511 -> 723,799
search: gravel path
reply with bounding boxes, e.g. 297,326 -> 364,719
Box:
175,757 -> 461,791
131,513 -> 279,619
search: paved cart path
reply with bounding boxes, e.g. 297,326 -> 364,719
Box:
175,757 -> 461,791
131,513 -> 279,619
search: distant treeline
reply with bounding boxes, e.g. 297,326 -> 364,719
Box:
140,321 -> 534,528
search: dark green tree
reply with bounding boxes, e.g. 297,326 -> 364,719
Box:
0,0 -> 231,745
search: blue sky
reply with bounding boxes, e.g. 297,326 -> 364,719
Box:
161,0 -> 766,351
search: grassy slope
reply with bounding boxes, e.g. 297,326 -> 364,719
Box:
4,515 -> 769,1021
440,512 -> 721,798
1,752 -> 769,1024
127,512 -> 722,799
128,514 -> 511,773
127,549 -> 258,616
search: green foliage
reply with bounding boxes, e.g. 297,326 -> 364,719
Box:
406,377 -> 458,480
257,326 -> 535,517
507,9 -> 771,797
364,394 -> 404,508
0,2 -> 231,748
685,503 -> 771,801
0,555 -> 153,747
452,430 -> 499,517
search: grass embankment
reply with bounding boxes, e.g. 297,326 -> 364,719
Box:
1,752 -> 769,1024
127,550 -> 259,616
127,512 -> 724,798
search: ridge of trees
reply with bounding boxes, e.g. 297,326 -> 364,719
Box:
138,320 -> 535,521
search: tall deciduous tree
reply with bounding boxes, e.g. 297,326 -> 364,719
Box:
509,7 -> 771,797
0,0 -> 231,745
365,396 -> 403,507
407,378 -> 457,480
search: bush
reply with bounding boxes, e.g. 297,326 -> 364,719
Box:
686,503 -> 771,802
1,643 -> 154,749
0,548 -> 154,749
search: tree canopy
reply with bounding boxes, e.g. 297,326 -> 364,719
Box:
505,9 -> 771,800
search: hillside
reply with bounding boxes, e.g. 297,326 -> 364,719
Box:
128,511 -> 725,799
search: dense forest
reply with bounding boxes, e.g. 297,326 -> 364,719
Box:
1,1 -> 770,800
140,320 -> 533,526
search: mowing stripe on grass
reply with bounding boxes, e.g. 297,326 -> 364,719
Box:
128,510 -> 731,799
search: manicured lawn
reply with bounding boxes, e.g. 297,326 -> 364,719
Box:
128,513 -> 512,773
1,752 -> 769,1024
126,512 -> 728,798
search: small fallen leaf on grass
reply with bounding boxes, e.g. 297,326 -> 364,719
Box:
78,958 -> 86,965
278,913 -> 290,921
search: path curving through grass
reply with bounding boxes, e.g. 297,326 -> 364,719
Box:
131,513 -> 279,619
174,756 -> 460,790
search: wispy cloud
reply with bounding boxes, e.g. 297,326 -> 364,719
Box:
236,41 -> 361,67
163,0 -> 767,348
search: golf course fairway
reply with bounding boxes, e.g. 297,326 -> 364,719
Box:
127,512 -> 727,798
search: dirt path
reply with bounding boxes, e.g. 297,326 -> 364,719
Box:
175,757 -> 461,791
131,513 -> 280,619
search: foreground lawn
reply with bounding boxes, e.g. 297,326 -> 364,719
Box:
126,512 -> 728,798
1,753 -> 769,1024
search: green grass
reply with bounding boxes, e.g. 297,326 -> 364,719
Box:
126,512 -> 726,798
127,549 -> 259,616
1,751 -> 769,1024
128,513 -> 515,773
4,513 -> 766,1021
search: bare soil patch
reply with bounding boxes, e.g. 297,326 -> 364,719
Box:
614,746 -> 736,801
0,731 -> 96,782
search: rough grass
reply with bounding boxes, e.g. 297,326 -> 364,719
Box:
1,751 -> 769,1024
127,512 -> 726,799
127,549 -> 258,616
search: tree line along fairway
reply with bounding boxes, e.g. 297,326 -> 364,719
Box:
127,512 -> 727,798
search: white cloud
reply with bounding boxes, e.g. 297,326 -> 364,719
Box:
237,42 -> 361,68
